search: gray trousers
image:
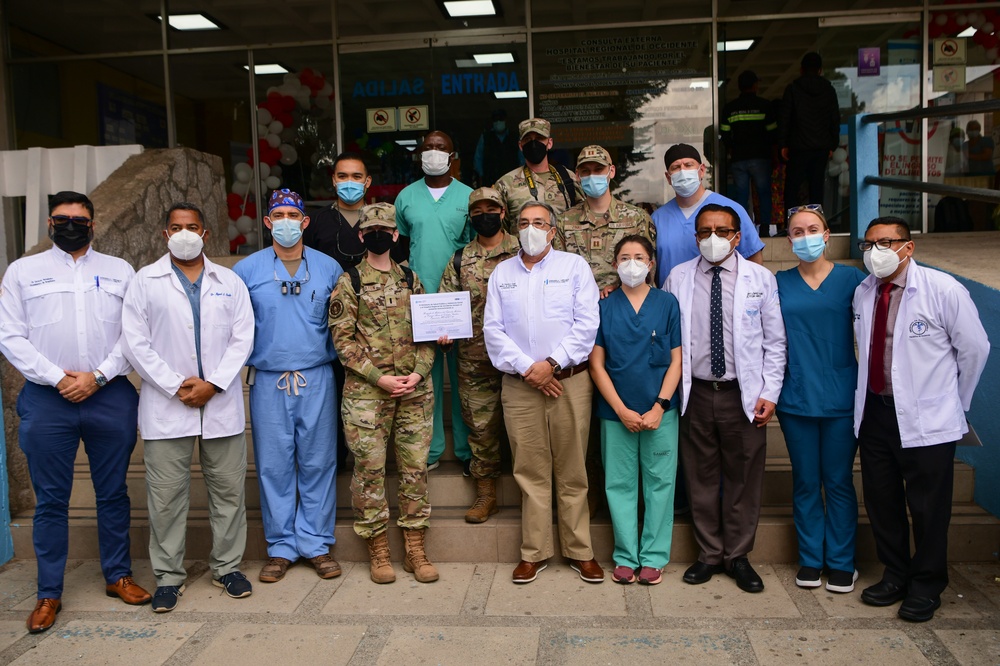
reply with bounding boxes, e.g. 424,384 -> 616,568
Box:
144,432 -> 248,586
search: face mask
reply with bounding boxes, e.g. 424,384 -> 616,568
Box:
470,212 -> 503,238
519,225 -> 550,256
270,218 -> 303,248
863,243 -> 908,279
421,149 -> 451,176
699,233 -> 734,264
521,140 -> 548,165
791,233 -> 826,263
968,131 -> 981,139
336,181 -> 365,205
167,229 -> 205,261
49,219 -> 93,253
617,259 -> 650,288
363,230 -> 395,254
581,174 -> 610,198
670,168 -> 702,198
493,120 -> 506,134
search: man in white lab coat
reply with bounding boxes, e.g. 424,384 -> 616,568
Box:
666,203 -> 786,593
853,216 -> 989,623
122,203 -> 255,613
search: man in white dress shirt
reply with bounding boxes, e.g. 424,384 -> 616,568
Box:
483,200 -> 604,585
0,191 -> 151,633
122,203 -> 254,612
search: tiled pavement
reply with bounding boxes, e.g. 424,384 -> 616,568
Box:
0,558 -> 997,665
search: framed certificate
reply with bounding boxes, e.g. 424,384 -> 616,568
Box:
410,291 -> 474,343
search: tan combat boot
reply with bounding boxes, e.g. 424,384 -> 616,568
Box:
465,478 -> 499,523
365,533 -> 395,584
402,529 -> 439,583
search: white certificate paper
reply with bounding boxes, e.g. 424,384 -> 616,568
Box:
410,291 -> 474,342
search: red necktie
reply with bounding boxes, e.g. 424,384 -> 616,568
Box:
868,282 -> 893,394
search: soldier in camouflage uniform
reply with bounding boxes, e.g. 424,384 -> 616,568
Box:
438,187 -> 520,523
494,118 -> 584,233
555,145 -> 657,296
328,203 -> 439,585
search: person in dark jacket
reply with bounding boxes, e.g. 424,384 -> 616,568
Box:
474,109 -> 524,187
722,71 -> 777,238
780,52 -> 841,210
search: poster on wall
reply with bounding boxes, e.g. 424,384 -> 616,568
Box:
97,84 -> 168,148
858,48 -> 880,77
880,119 -> 949,227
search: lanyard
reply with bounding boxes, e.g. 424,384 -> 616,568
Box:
332,202 -> 365,265
523,165 -> 571,209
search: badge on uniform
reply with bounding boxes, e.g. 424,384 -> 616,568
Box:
387,294 -> 397,307
329,299 -> 344,319
591,238 -> 603,250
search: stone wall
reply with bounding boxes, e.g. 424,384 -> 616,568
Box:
3,147 -> 229,517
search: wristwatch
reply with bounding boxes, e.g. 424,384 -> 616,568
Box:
654,396 -> 671,410
93,370 -> 108,388
545,357 -> 562,374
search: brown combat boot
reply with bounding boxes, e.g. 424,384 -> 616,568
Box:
402,529 -> 439,583
465,478 -> 499,523
365,533 -> 396,584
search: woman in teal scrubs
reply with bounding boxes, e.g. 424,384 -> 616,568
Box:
589,235 -> 681,586
776,205 -> 865,594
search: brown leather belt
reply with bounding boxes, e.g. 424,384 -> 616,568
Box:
553,360 -> 589,381
693,377 -> 738,392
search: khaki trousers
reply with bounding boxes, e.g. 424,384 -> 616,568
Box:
501,371 -> 594,562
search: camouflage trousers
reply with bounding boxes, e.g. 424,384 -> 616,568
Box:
341,391 -> 434,539
457,357 -> 504,479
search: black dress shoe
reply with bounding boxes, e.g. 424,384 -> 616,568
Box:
727,557 -> 764,593
898,595 -> 941,622
683,561 -> 725,585
860,580 -> 907,607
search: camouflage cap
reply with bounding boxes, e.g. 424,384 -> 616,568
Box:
468,187 -> 503,209
358,202 -> 397,230
576,145 -> 612,167
518,118 -> 551,140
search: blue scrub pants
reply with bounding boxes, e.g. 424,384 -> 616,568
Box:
250,365 -> 338,561
777,411 -> 858,572
428,346 -> 471,465
601,412 -> 678,570
17,379 -> 139,599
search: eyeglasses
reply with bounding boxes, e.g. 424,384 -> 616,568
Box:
695,228 -> 737,240
786,204 -> 824,220
51,215 -> 92,225
857,238 -> 910,251
517,220 -> 551,230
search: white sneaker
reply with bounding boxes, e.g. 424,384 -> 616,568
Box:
826,569 -> 860,593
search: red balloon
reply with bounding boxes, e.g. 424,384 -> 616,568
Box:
230,234 -> 246,254
244,202 -> 258,219
227,192 -> 244,207
281,96 -> 296,112
228,205 -> 242,220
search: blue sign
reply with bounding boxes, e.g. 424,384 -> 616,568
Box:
352,78 -> 426,98
442,71 -> 520,95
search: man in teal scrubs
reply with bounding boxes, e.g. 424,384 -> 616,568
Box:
395,130 -> 474,469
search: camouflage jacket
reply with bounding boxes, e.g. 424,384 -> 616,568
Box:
554,197 -> 657,289
494,164 -> 584,233
328,258 -> 435,399
438,231 -> 521,363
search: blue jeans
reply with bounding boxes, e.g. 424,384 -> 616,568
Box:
730,158 -> 772,229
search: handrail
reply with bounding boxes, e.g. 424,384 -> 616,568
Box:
867,176 -> 1000,205
863,99 -> 1000,124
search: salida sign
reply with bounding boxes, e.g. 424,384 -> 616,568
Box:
353,71 -> 521,97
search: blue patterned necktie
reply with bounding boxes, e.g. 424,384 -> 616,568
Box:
710,266 -> 725,378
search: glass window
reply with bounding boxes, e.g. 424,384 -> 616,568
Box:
6,6 -> 163,55
532,25 -> 714,208
336,0 -> 525,38
719,0 -> 920,19
532,0 -> 709,29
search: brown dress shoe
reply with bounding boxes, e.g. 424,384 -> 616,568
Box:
310,554 -> 342,579
105,576 -> 152,605
569,559 -> 605,583
512,560 -> 547,584
27,598 -> 61,633
259,557 -> 293,583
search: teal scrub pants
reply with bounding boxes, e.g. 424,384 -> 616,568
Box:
600,411 -> 678,570
428,346 -> 471,465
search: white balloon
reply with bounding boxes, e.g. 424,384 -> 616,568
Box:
839,162 -> 850,175
982,22 -> 994,34
257,108 -> 272,125
235,215 -> 254,234
270,165 -> 282,177
266,132 -> 281,148
831,147 -> 848,164
278,83 -> 297,97
266,86 -> 280,96
283,73 -> 298,85
315,95 -> 331,110
318,82 -> 333,98
268,120 -> 284,134
957,14 -> 968,27
935,14 -> 948,26
258,162 -> 271,179
265,175 -> 281,189
969,12 -> 984,28
232,181 -> 250,196
279,144 -> 298,165
244,231 -> 259,246
257,123 -> 269,136
827,163 -> 841,178
227,222 -> 240,240
234,161 -> 253,179
838,171 -> 850,187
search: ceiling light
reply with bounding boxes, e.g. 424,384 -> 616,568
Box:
494,91 -> 527,99
958,27 -> 977,38
443,1 -> 496,17
158,13 -> 221,30
818,12 -> 920,28
244,64 -> 289,75
474,52 -> 515,64
455,59 -> 485,68
718,40 -> 755,52
395,139 -> 419,146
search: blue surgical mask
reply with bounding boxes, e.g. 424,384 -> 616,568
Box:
270,218 -> 303,248
791,233 -> 826,263
493,120 -> 506,134
581,174 -> 610,198
670,168 -> 701,198
336,181 -> 366,205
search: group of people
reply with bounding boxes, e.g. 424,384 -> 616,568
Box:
0,111 -> 990,635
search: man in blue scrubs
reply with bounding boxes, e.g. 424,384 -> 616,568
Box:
234,189 -> 344,583
395,130 -> 474,470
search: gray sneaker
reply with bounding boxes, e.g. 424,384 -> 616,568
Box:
213,571 -> 253,598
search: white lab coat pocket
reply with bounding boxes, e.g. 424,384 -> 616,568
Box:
917,392 -> 965,439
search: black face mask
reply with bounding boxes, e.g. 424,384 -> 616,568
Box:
362,230 -> 395,255
49,219 -> 93,253
521,140 -> 548,165
470,212 -> 503,238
